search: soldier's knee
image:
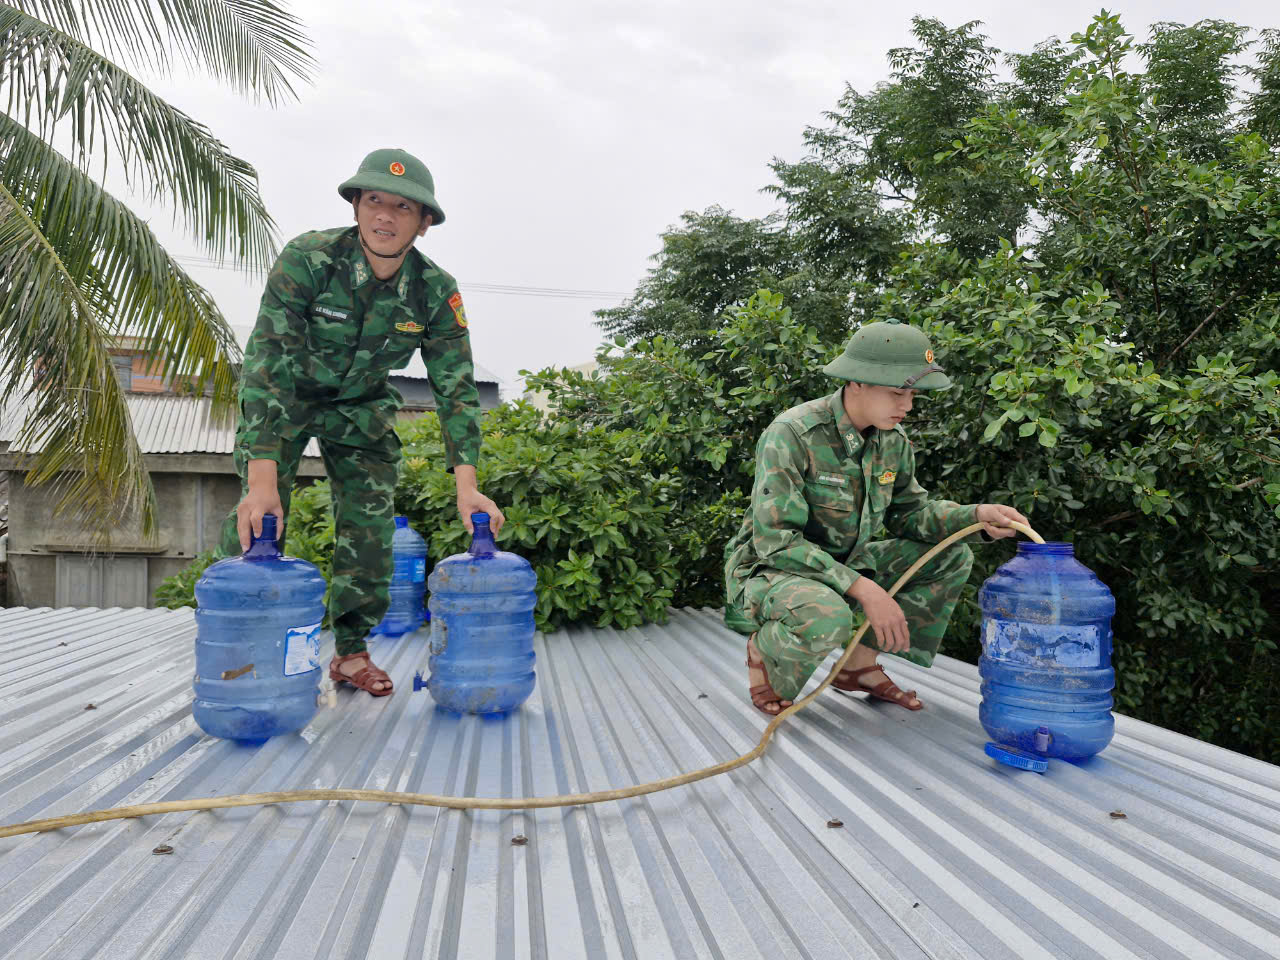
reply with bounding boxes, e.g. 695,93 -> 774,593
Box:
779,584 -> 853,642
944,543 -> 974,578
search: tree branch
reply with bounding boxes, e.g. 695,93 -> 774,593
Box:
1097,511 -> 1135,527
1160,293 -> 1239,367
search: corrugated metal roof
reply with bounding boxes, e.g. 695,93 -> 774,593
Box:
392,353 -> 503,385
1,395 -> 307,458
1,604 -> 1277,960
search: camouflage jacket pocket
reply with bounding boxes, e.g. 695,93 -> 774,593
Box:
305,317 -> 353,349
379,329 -> 421,372
802,480 -> 858,550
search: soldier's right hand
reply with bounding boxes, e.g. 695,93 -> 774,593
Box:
237,460 -> 284,550
848,578 -> 910,653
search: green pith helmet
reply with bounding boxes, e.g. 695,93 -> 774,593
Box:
822,320 -> 951,390
338,148 -> 446,224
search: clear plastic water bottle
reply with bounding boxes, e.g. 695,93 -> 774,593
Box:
372,515 -> 429,637
422,512 -> 537,713
192,514 -> 327,742
979,541 -> 1116,760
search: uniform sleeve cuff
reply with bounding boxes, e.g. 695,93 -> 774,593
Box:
242,446 -> 285,465
827,564 -> 862,597
443,451 -> 479,474
963,504 -> 988,542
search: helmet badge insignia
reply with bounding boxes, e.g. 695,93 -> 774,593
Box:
924,349 -> 934,363
389,161 -> 406,176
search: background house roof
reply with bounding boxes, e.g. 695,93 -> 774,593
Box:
392,355 -> 502,385
0,395 -> 322,459
1,605 -> 1276,959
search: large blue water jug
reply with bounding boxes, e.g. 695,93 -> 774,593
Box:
372,515 -> 429,637
192,515 -> 327,742
423,513 -> 537,713
978,541 -> 1116,760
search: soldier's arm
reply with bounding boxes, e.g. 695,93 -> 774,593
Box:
237,240 -> 315,463
421,286 -> 481,471
749,422 -> 864,596
882,440 -> 981,542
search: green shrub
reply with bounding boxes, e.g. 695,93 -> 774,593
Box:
153,549 -> 219,609
397,402 -> 681,630
155,403 -> 685,632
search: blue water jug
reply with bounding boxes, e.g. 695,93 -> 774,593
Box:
372,515 -> 429,637
422,512 -> 537,713
978,541 -> 1116,760
192,514 -> 327,742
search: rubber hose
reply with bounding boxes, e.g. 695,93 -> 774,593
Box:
0,520 -> 1043,840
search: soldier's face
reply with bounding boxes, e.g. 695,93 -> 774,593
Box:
353,190 -> 431,256
848,383 -> 915,429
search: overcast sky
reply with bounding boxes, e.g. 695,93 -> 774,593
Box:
134,0 -> 1278,394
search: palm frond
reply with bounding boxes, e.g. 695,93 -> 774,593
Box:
0,177 -> 156,538
0,114 -> 242,411
9,0 -> 314,106
1,6 -> 281,269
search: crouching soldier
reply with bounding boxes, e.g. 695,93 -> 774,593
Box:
724,321 -> 1027,714
222,148 -> 504,697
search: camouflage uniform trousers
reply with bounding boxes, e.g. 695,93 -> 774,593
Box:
731,539 -> 973,701
219,428 -> 400,658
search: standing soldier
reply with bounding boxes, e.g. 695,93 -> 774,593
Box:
724,321 -> 1027,715
223,148 -> 503,697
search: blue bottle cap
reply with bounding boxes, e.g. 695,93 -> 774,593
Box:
985,742 -> 1049,773
471,512 -> 490,524
395,516 -> 408,528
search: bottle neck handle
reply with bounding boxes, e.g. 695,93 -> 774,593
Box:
244,516 -> 281,559
469,520 -> 496,557
244,537 -> 280,560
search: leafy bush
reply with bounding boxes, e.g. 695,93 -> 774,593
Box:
396,402 -> 681,629
156,403 -> 686,632
153,549 -> 219,609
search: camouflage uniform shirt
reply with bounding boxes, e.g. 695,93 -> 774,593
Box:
724,387 -> 980,604
237,226 -> 481,468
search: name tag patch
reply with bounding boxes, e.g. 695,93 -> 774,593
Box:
312,305 -> 350,321
815,473 -> 848,487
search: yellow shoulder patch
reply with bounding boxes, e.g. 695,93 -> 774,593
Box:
449,291 -> 468,329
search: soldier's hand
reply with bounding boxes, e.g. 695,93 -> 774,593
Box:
976,503 -> 1029,540
458,489 -> 505,535
848,578 -> 910,653
236,488 -> 284,551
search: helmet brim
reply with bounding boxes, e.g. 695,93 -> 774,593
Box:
339,173 -> 446,225
822,356 -> 952,390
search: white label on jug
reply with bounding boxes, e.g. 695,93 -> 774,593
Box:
283,621 -> 322,676
984,620 -> 1101,667
413,558 -> 426,582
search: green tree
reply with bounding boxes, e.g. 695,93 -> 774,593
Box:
1247,29 -> 1280,144
0,1 -> 313,535
547,12 -> 1280,761
595,207 -> 799,347
1139,20 -> 1249,161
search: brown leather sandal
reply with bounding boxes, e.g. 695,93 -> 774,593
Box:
329,652 -> 394,697
832,664 -> 922,710
746,638 -> 791,716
